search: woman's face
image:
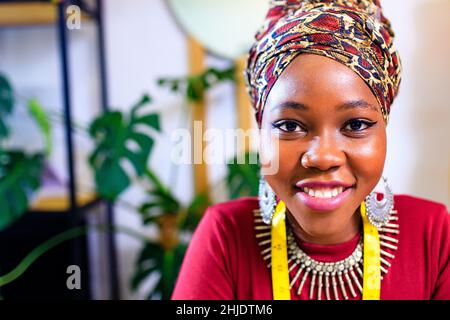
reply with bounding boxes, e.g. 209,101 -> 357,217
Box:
260,54 -> 387,244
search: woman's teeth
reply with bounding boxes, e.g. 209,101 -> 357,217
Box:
302,187 -> 345,198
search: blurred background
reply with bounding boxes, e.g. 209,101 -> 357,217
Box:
0,0 -> 448,300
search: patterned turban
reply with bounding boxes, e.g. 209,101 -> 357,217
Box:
245,0 -> 402,125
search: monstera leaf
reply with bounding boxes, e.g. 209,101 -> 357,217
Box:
88,95 -> 160,200
226,151 -> 260,199
0,74 -> 14,138
139,169 -> 209,228
0,150 -> 44,231
139,169 -> 180,225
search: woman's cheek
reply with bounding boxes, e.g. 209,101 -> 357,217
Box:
348,134 -> 386,192
268,140 -> 303,196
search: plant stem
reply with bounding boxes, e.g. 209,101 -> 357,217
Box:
144,168 -> 169,194
0,223 -> 151,288
162,250 -> 175,300
14,92 -> 89,134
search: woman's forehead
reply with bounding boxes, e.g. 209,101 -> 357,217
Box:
265,54 -> 379,112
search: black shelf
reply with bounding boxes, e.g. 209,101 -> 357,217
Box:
0,0 -> 119,299
0,0 -> 97,26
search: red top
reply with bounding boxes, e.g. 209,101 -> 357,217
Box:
172,195 -> 450,300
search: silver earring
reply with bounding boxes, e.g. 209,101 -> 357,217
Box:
365,176 -> 394,228
259,177 -> 277,225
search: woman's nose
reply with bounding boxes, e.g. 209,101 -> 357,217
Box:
301,135 -> 346,171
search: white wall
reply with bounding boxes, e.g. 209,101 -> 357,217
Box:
382,0 -> 450,207
1,0 -> 448,299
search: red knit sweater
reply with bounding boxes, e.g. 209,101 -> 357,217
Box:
172,195 -> 450,300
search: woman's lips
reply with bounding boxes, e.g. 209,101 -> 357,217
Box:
294,185 -> 354,211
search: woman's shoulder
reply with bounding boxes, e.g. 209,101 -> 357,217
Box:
394,194 -> 449,234
394,194 -> 448,219
203,197 -> 259,226
197,197 -> 260,249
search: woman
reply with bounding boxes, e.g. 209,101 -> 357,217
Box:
172,0 -> 450,300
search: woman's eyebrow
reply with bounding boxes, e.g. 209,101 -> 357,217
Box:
271,100 -> 378,112
271,101 -> 309,111
337,100 -> 379,112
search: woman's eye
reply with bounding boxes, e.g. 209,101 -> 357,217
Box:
273,120 -> 304,132
343,119 -> 376,132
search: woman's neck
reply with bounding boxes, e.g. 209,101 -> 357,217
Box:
286,210 -> 362,245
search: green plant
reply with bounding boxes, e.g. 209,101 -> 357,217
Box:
128,66 -> 238,299
0,92 -> 163,297
0,150 -> 44,230
0,64 -> 246,300
0,70 -> 170,299
130,149 -> 260,299
131,168 -> 209,300
27,99 -> 52,155
88,95 -> 161,201
0,75 -> 14,138
130,65 -> 263,299
0,74 -> 46,231
158,66 -> 235,102
0,223 -> 154,289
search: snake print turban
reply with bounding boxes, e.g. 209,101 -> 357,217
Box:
245,0 -> 402,125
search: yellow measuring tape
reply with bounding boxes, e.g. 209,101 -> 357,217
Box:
271,201 -> 291,299
360,201 -> 381,300
271,200 -> 381,300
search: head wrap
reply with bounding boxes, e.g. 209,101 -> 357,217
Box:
245,0 -> 402,125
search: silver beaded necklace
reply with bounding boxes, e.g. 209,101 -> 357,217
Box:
286,227 -> 363,300
254,208 -> 399,300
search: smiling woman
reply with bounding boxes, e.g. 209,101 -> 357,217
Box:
262,54 -> 386,245
172,0 -> 450,300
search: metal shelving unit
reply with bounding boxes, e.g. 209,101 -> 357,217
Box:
0,0 -> 119,299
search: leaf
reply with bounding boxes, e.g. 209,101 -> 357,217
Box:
138,195 -> 179,225
144,168 -> 167,192
130,242 -> 164,291
226,151 -> 260,199
0,74 -> 14,138
160,250 -> 175,300
156,66 -> 236,103
88,95 -> 160,200
170,81 -> 179,92
131,168 -> 209,299
139,170 -> 181,225
186,78 -> 202,102
0,150 -> 44,231
27,99 -> 52,155
96,159 -> 129,201
134,114 -> 160,132
131,241 -> 187,300
181,192 -> 209,231
142,168 -> 180,215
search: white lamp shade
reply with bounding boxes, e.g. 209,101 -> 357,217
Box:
166,0 -> 269,60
